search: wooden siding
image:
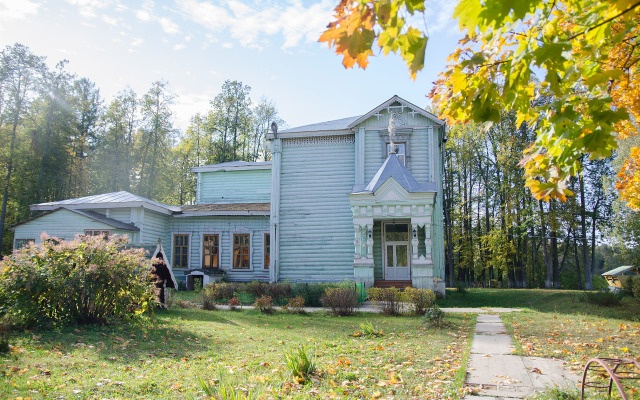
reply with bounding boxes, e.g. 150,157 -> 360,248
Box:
108,208 -> 131,224
13,209 -> 129,244
169,216 -> 270,281
279,140 -> 356,282
364,130 -> 384,185
199,169 -> 271,204
410,128 -> 429,182
141,209 -> 171,248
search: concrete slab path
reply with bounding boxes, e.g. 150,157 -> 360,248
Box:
463,314 -> 580,399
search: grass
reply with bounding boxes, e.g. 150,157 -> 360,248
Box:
0,306 -> 476,399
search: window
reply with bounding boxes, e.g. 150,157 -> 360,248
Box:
232,233 -> 250,270
202,234 -> 219,269
14,238 -> 35,250
263,233 -> 270,270
387,142 -> 406,165
84,229 -> 111,238
173,234 -> 189,268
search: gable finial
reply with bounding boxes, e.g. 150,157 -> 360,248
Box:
388,113 -> 397,154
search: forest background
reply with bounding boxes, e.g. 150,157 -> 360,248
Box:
1,42 -> 638,291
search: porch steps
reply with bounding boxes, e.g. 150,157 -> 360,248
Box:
373,280 -> 413,290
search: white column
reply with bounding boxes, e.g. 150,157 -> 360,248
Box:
353,224 -> 361,259
411,223 -> 419,260
425,223 -> 432,261
366,223 -> 374,259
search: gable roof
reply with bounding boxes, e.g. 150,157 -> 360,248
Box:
602,265 -> 639,277
191,161 -> 272,173
12,207 -> 140,231
30,191 -> 180,214
362,154 -> 436,193
348,95 -> 443,128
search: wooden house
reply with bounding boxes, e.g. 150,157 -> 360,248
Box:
12,96 -> 446,294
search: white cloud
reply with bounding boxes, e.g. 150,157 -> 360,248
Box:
425,0 -> 458,35
131,37 -> 144,47
174,43 -> 186,50
177,0 -> 333,49
66,0 -> 113,19
135,0 -> 180,35
222,42 -> 233,49
0,0 -> 39,21
158,16 -> 180,34
102,14 -> 118,25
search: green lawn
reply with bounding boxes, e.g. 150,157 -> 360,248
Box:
1,307 -> 476,399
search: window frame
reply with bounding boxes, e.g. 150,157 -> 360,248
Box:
84,229 -> 111,238
200,232 -> 222,270
263,232 -> 270,270
172,232 -> 191,269
231,231 -> 253,271
386,142 -> 407,165
13,238 -> 35,250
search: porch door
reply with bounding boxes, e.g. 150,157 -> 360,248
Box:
383,223 -> 410,280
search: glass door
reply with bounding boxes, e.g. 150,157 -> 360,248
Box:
383,223 -> 410,280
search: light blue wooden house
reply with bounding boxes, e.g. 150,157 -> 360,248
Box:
12,96 -> 446,294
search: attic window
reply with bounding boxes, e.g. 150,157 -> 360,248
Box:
387,143 -> 406,165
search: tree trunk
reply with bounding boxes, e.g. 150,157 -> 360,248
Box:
579,174 -> 592,289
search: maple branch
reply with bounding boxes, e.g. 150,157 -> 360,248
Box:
567,1 -> 640,41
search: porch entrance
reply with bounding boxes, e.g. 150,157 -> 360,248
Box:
383,222 -> 410,280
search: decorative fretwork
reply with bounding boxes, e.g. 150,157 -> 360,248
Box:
283,135 -> 355,147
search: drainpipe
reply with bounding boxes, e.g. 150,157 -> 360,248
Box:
269,123 -> 282,283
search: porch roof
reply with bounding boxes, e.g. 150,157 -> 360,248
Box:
361,154 -> 436,193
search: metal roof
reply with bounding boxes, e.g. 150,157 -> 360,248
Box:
280,116 -> 360,134
191,161 -> 272,173
30,191 -> 180,213
362,154 -> 436,193
602,265 -> 639,276
12,207 -> 140,231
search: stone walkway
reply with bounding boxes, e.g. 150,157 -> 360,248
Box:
463,314 -> 580,399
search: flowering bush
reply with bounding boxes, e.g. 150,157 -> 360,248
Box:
253,295 -> 274,314
0,234 -> 154,328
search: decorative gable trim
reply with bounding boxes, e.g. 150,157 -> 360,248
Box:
347,95 -> 444,128
282,135 -> 355,147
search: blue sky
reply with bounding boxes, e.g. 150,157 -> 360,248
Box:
0,0 -> 463,131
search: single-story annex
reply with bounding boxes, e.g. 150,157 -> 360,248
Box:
12,96 -> 447,294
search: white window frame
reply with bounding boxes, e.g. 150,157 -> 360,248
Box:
13,238 -> 35,250
263,231 -> 270,270
84,229 -> 112,238
171,232 -> 192,269
230,230 -> 253,271
387,142 -> 407,165
200,231 -> 222,270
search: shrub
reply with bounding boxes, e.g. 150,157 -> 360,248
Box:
0,234 -> 154,328
292,282 -> 332,307
283,296 -> 305,313
403,287 -> 436,315
227,297 -> 241,310
321,287 -> 357,316
253,295 -> 274,314
266,282 -> 291,304
283,346 -> 316,383
0,316 -> 11,353
424,304 -> 445,327
455,281 -> 468,294
578,290 -> 624,307
202,283 -> 217,310
211,283 -> 240,301
368,287 -> 403,315
245,281 -> 267,297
